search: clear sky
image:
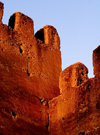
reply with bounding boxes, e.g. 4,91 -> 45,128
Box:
1,0 -> 100,78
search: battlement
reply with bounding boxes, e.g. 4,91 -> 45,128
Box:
35,25 -> 60,49
0,1 -> 100,135
0,1 -> 60,50
0,2 -> 61,134
93,45 -> 100,76
8,12 -> 34,39
0,2 -> 3,22
59,62 -> 88,94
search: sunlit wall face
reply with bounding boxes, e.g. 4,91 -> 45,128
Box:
2,0 -> 100,78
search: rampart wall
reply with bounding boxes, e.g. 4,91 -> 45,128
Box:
0,2 -> 100,135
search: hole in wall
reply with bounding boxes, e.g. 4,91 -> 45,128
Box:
39,97 -> 43,102
24,18 -> 27,21
81,72 -> 84,75
86,71 -> 88,74
27,69 -> 30,76
8,14 -> 15,29
28,57 -> 32,59
96,101 -> 100,109
19,47 -> 23,53
45,123 -> 49,130
79,132 -> 85,135
12,111 -> 16,117
62,117 -> 64,120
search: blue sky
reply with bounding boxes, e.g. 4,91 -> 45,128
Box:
1,0 -> 100,78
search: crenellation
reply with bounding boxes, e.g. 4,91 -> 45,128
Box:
59,62 -> 88,94
0,1 -> 3,22
35,25 -> 60,49
8,12 -> 34,39
0,1 -> 100,135
93,45 -> 100,76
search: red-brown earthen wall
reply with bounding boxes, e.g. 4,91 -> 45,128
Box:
49,47 -> 100,135
0,2 -> 61,135
0,1 -> 100,135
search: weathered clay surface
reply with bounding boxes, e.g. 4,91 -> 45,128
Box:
0,2 -> 61,135
35,25 -> 60,50
59,62 -> 88,94
49,62 -> 100,134
1,1 -> 100,135
0,2 -> 3,21
93,45 -> 100,76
